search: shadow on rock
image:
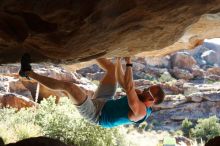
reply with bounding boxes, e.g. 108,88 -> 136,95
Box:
205,136 -> 220,146
0,136 -> 76,146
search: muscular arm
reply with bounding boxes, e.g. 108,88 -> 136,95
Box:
115,57 -> 126,89
122,57 -> 146,117
124,57 -> 134,93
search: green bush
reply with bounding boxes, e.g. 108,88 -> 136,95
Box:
144,74 -> 156,81
180,116 -> 220,142
158,72 -> 176,83
0,96 -> 127,146
36,97 -> 125,146
191,116 -> 220,142
181,118 -> 193,137
0,108 -> 43,144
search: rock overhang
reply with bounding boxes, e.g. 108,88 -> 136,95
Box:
0,0 -> 220,64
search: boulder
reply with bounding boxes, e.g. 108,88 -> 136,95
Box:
0,94 -> 36,109
175,136 -> 193,146
190,46 -> 209,67
152,101 -> 220,122
35,66 -> 80,83
170,52 -> 197,70
144,67 -> 168,78
190,45 -> 209,57
203,41 -> 220,66
134,79 -> 153,88
203,91 -> 220,102
207,67 -> 220,76
0,82 -> 8,93
185,92 -> 204,102
191,68 -> 204,79
85,72 -> 105,81
133,71 -> 156,80
206,75 -> 220,81
153,94 -> 187,109
133,57 -> 146,65
0,65 -> 20,74
201,50 -> 218,66
160,84 -> 183,95
132,62 -> 146,72
9,80 -> 33,100
143,56 -> 171,68
76,64 -> 102,77
170,67 -> 194,80
183,83 -> 200,96
165,94 -> 186,101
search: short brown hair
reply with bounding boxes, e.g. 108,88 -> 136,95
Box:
138,85 -> 165,105
151,85 -> 165,105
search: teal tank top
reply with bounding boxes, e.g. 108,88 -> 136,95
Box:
99,96 -> 152,128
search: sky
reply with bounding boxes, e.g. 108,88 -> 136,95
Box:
205,38 -> 220,45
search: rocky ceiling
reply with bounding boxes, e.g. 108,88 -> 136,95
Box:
0,0 -> 220,65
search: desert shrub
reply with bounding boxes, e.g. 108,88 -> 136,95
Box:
0,96 -> 127,146
191,116 -> 220,142
181,118 -> 193,137
0,108 -> 43,144
144,74 -> 156,81
174,130 -> 183,136
158,72 -> 176,83
34,96 -> 126,146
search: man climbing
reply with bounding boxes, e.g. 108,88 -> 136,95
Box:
19,53 -> 165,128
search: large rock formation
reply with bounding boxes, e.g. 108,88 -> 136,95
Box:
0,0 -> 220,64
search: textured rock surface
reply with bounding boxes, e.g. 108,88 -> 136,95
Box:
170,52 -> 197,70
0,93 -> 36,109
0,0 -> 220,64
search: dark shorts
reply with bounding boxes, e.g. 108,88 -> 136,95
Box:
75,83 -> 117,124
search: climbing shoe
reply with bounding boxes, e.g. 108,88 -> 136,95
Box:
19,53 -> 32,79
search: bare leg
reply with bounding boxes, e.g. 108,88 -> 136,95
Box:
96,58 -> 116,85
27,71 -> 87,105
